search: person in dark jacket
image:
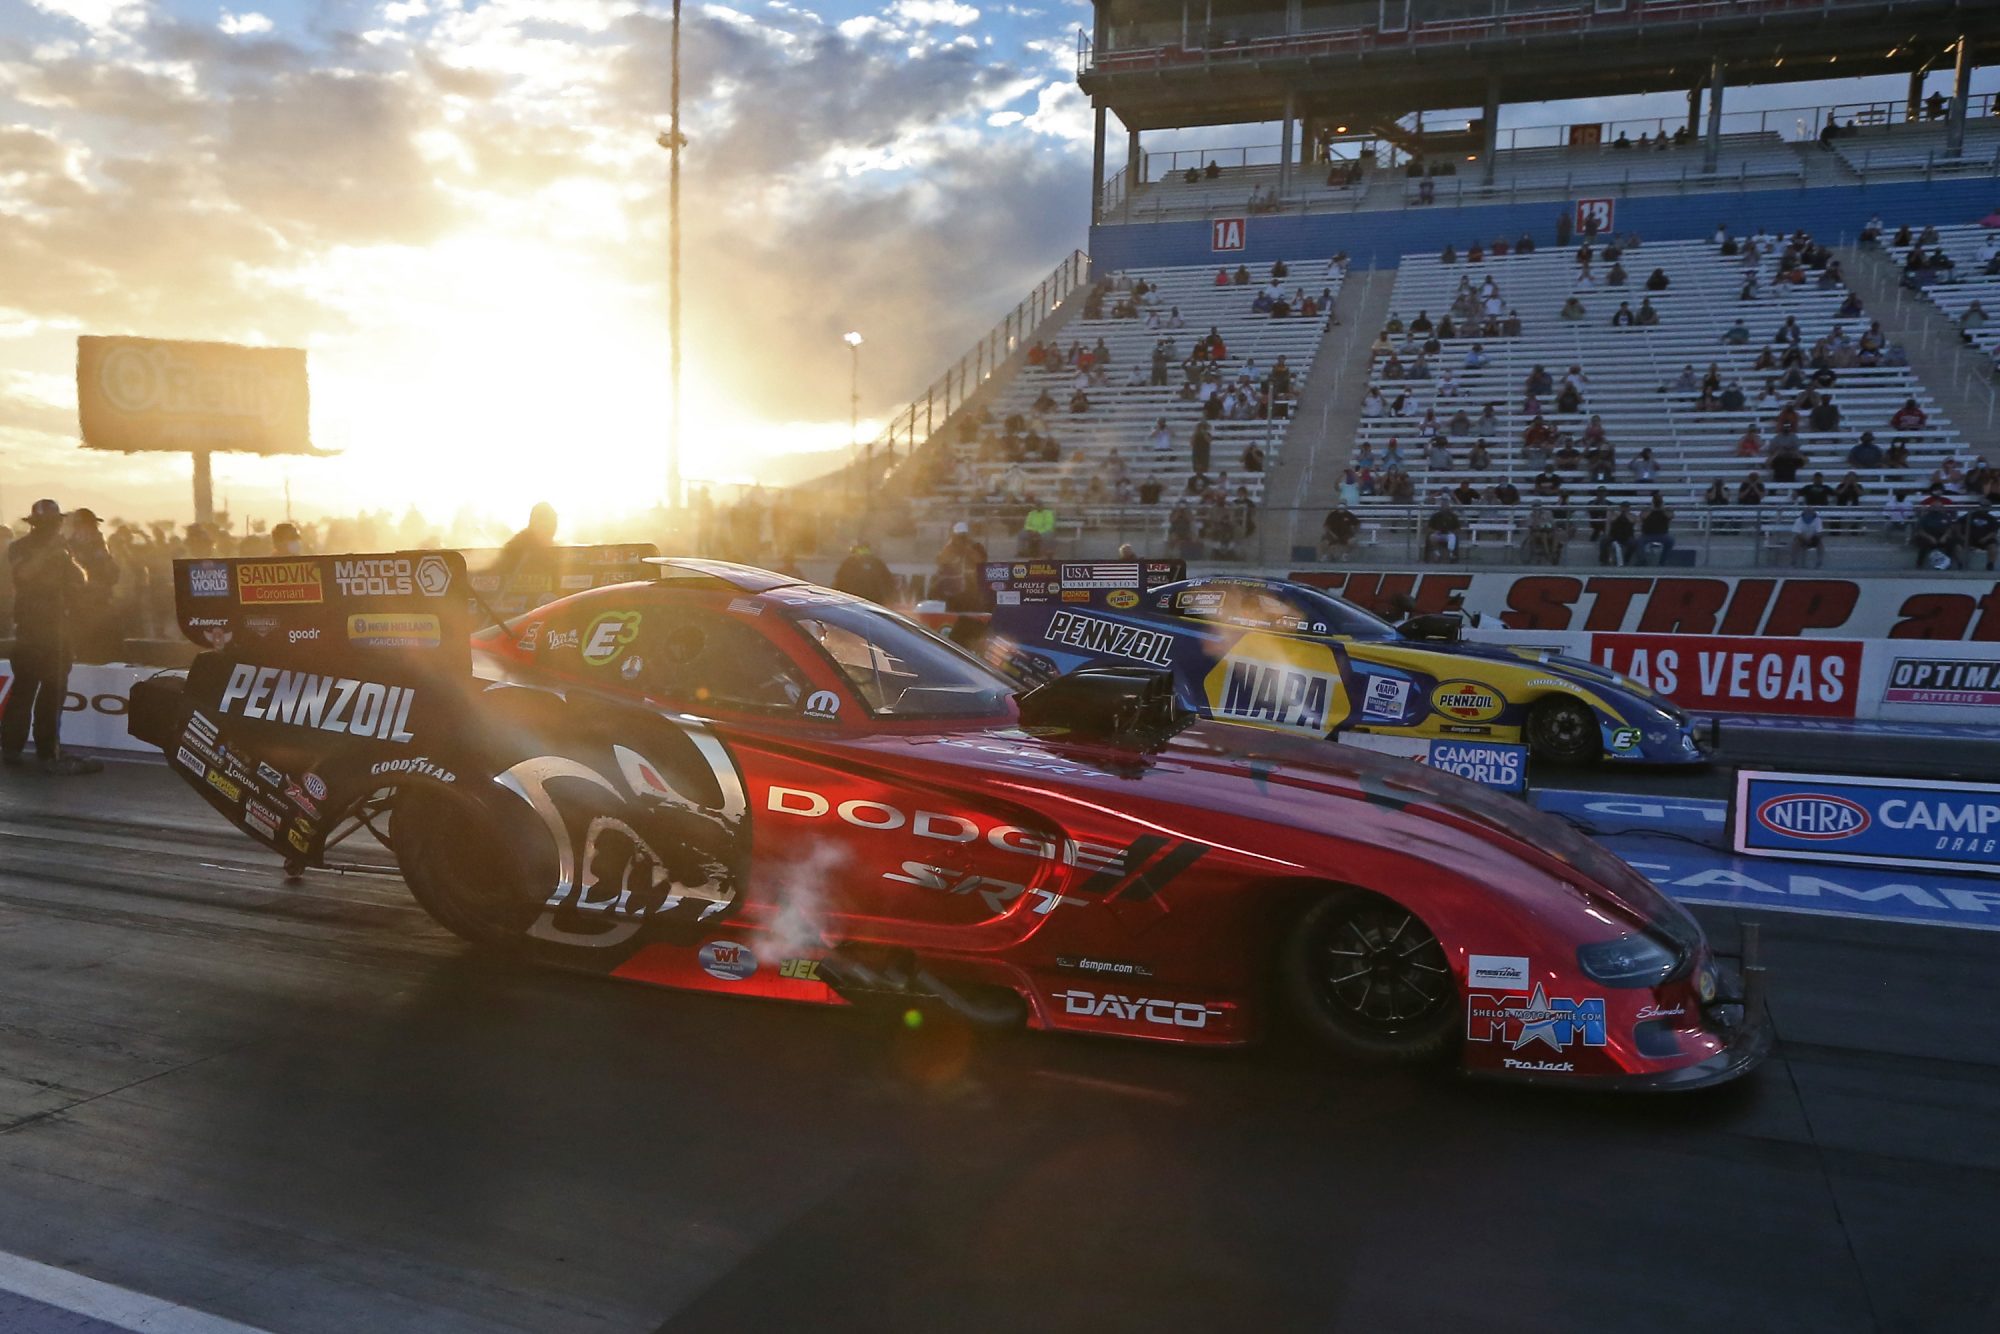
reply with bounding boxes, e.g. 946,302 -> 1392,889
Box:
3,499 -> 101,774
832,542 -> 896,605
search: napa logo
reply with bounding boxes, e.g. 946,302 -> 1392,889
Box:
1755,793 -> 1870,841
1212,655 -> 1339,734
1432,679 -> 1504,722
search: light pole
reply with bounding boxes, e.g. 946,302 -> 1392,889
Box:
655,0 -> 687,514
843,330 -> 864,508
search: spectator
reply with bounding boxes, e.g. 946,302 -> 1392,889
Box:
1560,296 -> 1587,320
66,507 -> 120,663
1885,438 -> 1911,469
932,522 -> 990,611
1068,388 -> 1091,414
1799,472 -> 1834,506
2,500 -> 99,773
1019,497 -> 1057,556
1422,498 -> 1461,563
1319,505 -> 1361,561
1428,438 -> 1455,470
1790,506 -> 1826,567
1600,503 -> 1637,565
1721,319 -> 1750,346
1833,471 -> 1865,506
1556,209 -> 1572,247
1913,502 -> 1958,569
494,501 -> 559,589
1611,301 -> 1635,328
1704,477 -> 1730,505
1808,395 -> 1842,432
1645,267 -> 1670,291
833,542 -> 896,604
1606,261 -> 1628,287
1890,398 -> 1928,429
1738,470 -> 1767,504
1525,503 -> 1562,564
1635,297 -> 1660,326
1638,493 -> 1675,563
1631,447 -> 1658,482
1338,468 -> 1361,505
1966,497 -> 2000,570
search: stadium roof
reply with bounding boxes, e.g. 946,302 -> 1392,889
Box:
1080,0 -> 1998,132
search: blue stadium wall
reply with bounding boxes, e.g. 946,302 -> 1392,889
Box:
1089,175 -> 2000,271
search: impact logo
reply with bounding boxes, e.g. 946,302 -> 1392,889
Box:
1215,656 -> 1337,734
1432,679 -> 1504,722
1755,794 -> 1870,841
699,940 -> 757,981
1467,985 -> 1607,1052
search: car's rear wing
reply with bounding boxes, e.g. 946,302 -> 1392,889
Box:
975,558 -> 1186,685
460,543 -> 661,615
136,550 -> 480,865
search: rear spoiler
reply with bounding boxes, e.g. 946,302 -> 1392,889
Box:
461,542 -> 660,615
975,559 -> 1186,684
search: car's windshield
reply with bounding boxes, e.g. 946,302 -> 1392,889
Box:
788,599 -> 1014,718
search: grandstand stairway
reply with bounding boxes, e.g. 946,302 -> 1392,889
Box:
1265,268 -> 1394,557
1842,243 -> 2000,450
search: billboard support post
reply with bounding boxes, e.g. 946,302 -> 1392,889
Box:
192,450 -> 214,528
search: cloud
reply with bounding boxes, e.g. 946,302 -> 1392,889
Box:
892,0 -> 980,25
219,11 -> 275,36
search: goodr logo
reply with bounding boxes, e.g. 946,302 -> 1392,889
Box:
1756,794 -> 1869,840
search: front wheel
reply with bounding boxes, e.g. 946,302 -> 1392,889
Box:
1524,695 -> 1600,764
1281,889 -> 1457,1063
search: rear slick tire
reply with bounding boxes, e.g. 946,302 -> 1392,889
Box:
1281,888 -> 1458,1064
395,783 -> 547,948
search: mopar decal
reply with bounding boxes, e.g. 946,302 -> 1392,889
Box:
1044,611 -> 1175,667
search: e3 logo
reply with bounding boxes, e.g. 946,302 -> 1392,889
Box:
582,611 -> 642,665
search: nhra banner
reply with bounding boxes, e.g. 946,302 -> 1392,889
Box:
77,336 -> 313,455
1734,770 -> 2000,877
1291,570 -> 2000,641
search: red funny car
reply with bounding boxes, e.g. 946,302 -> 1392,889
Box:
129,554 -> 1767,1090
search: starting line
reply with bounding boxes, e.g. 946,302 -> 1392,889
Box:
0,1250 -> 270,1334
1533,790 -> 2000,935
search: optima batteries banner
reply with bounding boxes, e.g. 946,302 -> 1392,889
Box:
1733,770 -> 2000,877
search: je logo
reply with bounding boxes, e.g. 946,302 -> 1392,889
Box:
582,611 -> 642,665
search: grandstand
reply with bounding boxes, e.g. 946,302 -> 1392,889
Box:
865,0 -> 1999,571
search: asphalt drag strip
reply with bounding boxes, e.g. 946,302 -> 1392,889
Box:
0,764 -> 1995,1333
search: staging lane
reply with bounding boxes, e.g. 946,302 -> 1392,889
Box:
0,765 -> 1997,1333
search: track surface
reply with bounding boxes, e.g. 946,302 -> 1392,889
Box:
2,758 -> 1997,1334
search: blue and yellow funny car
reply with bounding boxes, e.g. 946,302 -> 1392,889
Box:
975,562 -> 1706,768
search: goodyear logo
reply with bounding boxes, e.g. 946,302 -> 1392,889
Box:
1433,679 -> 1504,722
237,561 -> 324,605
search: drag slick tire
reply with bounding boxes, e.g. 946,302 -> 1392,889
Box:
394,782 -> 549,948
1282,888 -> 1456,1064
1525,695 -> 1599,765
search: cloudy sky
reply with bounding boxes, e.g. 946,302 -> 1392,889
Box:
1,0 -> 1989,531
1,0 -> 1097,527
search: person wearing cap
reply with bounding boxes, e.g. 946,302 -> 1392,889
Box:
932,521 -> 990,613
4,500 -> 102,774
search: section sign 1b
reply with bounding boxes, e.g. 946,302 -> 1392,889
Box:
1732,769 -> 2000,877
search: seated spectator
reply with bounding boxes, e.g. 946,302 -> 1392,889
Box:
1914,502 -> 1959,568
1361,388 -> 1386,419
1555,381 -> 1583,414
1966,498 -> 1999,570
1068,389 -> 1091,413
1704,477 -> 1729,505
1606,262 -> 1628,287
1738,470 -> 1767,504
1645,267 -> 1670,291
1452,478 -> 1479,506
1553,438 -> 1582,470
1799,472 -> 1834,506
1502,310 -> 1523,337
1427,438 -> 1455,470
1240,441 -> 1265,475
1466,439 -> 1491,470
1737,425 -> 1766,457
1885,438 -> 1911,469
1790,506 -> 1825,567
1808,395 -> 1842,432
1631,447 -> 1658,482
1319,505 -> 1361,560
1834,471 -> 1865,506
1722,319 -> 1750,345
1611,301 -> 1635,327
1719,381 -> 1747,412
1423,498 -> 1461,563
1637,493 -> 1674,564
1890,397 -> 1927,429
1214,266 -> 1231,286
1233,264 -> 1250,284
1635,297 -> 1659,326
1560,296 -> 1587,320
1138,477 -> 1163,504
1492,479 -> 1520,504
1600,503 -> 1637,565
1462,343 -> 1489,369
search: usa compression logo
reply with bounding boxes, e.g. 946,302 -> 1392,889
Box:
1755,793 -> 1870,840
